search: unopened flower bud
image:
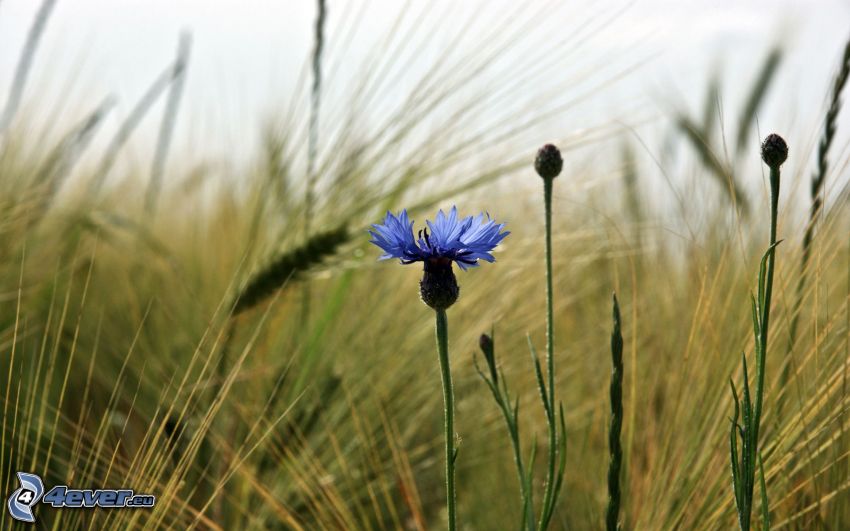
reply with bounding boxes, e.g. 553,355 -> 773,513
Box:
478,333 -> 498,384
534,143 -> 563,179
761,134 -> 788,168
479,334 -> 493,356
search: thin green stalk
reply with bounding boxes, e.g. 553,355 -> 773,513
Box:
730,134 -> 786,531
530,334 -> 567,524
499,394 -> 534,530
544,177 -> 555,411
533,143 -> 563,530
435,309 -> 457,531
543,179 -> 555,405
752,165 -> 780,442
538,175 -> 558,531
475,334 -> 535,530
510,412 -> 534,531
606,294 -> 624,531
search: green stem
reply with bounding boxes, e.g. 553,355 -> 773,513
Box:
475,335 -> 535,529
504,402 -> 534,531
435,309 -> 457,531
544,177 -> 555,419
539,176 -> 558,530
741,164 -> 780,530
502,396 -> 534,530
753,166 -> 780,451
516,436 -> 536,531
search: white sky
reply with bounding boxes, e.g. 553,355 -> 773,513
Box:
0,0 -> 849,181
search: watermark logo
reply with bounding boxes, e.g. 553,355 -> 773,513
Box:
6,472 -> 155,523
7,472 -> 44,523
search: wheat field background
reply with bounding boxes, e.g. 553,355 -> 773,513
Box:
1,1 -> 849,530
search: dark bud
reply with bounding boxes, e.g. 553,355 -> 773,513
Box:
420,258 -> 459,310
534,143 -> 563,179
479,333 -> 498,385
479,334 -> 493,356
761,134 -> 788,168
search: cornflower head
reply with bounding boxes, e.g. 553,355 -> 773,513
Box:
369,206 -> 507,531
369,206 -> 509,310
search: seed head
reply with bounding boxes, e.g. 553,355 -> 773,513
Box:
534,143 -> 563,179
761,134 -> 788,168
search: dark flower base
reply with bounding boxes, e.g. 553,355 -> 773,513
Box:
420,259 -> 459,310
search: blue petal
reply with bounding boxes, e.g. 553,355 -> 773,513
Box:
368,210 -> 425,263
370,207 -> 508,270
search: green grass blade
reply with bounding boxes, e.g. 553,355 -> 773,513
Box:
758,452 -> 770,531
527,334 -> 552,421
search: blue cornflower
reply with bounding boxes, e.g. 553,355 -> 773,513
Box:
370,206 -> 509,270
369,206 -> 508,309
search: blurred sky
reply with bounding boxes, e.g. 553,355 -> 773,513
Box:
1,0 -> 849,181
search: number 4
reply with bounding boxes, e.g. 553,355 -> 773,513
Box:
17,490 -> 34,504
